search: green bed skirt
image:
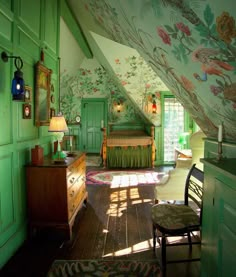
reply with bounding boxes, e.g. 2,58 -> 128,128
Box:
107,145 -> 152,168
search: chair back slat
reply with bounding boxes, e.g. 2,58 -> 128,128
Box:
184,164 -> 204,209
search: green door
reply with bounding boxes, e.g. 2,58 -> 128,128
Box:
81,99 -> 106,153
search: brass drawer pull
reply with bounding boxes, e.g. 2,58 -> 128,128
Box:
70,190 -> 75,197
70,177 -> 75,184
70,204 -> 75,212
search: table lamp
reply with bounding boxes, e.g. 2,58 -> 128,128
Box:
48,114 -> 68,163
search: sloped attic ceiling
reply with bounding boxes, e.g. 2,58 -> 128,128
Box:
67,0 -> 236,142
84,30 -> 169,126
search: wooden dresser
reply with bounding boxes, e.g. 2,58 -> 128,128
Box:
26,151 -> 87,240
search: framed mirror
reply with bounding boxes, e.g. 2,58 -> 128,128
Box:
35,61 -> 52,126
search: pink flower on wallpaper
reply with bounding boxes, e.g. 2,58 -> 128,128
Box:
157,27 -> 171,45
145,83 -> 151,89
115,59 -> 120,64
121,80 -> 128,86
181,75 -> 195,91
176,22 -> 191,36
155,91 -> 161,99
210,85 -> 223,96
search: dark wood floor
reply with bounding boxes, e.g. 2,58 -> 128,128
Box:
1,168 -> 200,277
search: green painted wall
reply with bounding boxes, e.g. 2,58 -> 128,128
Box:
0,0 -> 60,268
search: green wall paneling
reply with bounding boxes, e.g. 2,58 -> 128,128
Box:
204,139 -> 236,160
0,3 -> 13,43
16,103 -> 38,142
0,224 -> 26,269
0,152 -> 16,245
17,27 -> 40,59
17,0 -> 41,40
16,148 -> 31,221
0,48 -> 13,146
201,158 -> 236,277
0,0 -> 61,268
0,0 -> 13,11
43,0 -> 59,56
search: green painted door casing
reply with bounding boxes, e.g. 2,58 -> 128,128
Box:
81,99 -> 106,153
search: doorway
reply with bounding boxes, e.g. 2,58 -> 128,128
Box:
81,98 -> 107,153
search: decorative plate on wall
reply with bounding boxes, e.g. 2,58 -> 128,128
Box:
75,115 -> 81,123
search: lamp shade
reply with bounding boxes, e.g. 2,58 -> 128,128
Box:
48,115 -> 68,132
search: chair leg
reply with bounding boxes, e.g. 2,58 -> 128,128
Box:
161,235 -> 167,275
153,224 -> 156,251
187,232 -> 192,251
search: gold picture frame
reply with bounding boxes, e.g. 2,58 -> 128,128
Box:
50,108 -> 56,118
23,103 -> 31,119
24,85 -> 32,102
35,61 -> 52,126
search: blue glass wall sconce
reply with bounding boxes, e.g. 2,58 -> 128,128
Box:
1,51 -> 25,100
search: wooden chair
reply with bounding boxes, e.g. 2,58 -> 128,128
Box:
151,164 -> 204,275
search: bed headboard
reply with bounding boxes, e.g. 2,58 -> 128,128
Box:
108,123 -> 153,136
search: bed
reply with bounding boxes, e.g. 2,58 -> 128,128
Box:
101,124 -> 155,168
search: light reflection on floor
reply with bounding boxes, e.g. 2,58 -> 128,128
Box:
109,172 -> 169,188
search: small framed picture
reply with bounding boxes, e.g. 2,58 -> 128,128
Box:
50,108 -> 56,118
23,103 -> 31,119
24,85 -> 32,102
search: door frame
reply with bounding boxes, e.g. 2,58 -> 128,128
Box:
81,98 -> 108,152
160,92 -> 192,165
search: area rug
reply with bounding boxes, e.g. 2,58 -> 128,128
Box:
47,259 -> 161,277
86,170 -> 169,187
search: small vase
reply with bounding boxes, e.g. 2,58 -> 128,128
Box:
31,145 -> 44,165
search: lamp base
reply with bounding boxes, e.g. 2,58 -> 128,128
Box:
52,151 -> 66,164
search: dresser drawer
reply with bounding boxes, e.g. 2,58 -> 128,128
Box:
67,161 -> 86,188
68,175 -> 85,199
70,153 -> 86,170
68,183 -> 86,219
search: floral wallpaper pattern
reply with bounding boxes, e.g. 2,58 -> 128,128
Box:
60,66 -> 142,124
78,0 -> 236,141
113,55 -> 164,126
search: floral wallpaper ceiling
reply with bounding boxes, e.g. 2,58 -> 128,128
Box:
69,0 -> 236,142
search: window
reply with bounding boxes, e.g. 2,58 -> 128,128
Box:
163,97 -> 184,162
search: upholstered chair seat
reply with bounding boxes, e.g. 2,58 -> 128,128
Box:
152,203 -> 200,233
